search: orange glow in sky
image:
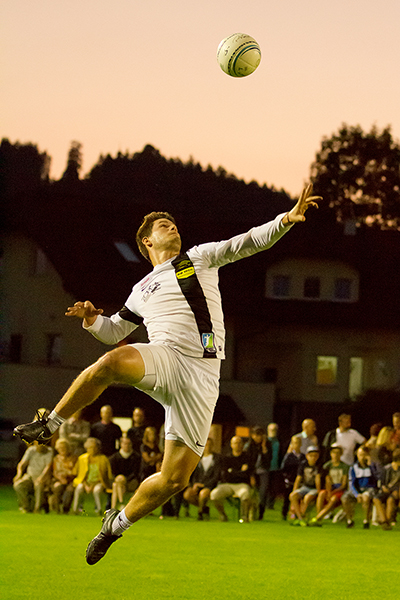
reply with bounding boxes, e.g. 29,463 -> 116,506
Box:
3,0 -> 400,196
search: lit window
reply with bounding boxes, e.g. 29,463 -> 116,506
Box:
334,278 -> 352,301
272,275 -> 291,298
316,356 -> 337,385
304,277 -> 320,299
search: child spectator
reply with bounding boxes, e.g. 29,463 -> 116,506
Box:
139,427 -> 163,482
72,437 -> 113,515
289,445 -> 321,526
184,437 -> 221,520
48,438 -> 77,513
109,437 -> 141,510
341,445 -> 378,529
309,444 -> 349,526
373,447 -> 400,530
280,435 -> 305,521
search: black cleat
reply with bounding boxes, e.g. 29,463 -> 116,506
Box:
13,411 -> 52,444
86,509 -> 122,565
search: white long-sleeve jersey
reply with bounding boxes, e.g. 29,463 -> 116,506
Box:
85,213 -> 292,359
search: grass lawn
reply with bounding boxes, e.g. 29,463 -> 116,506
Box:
0,485 -> 398,600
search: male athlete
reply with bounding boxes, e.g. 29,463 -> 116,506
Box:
14,184 -> 320,564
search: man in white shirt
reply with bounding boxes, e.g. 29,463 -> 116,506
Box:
14,184 -> 320,563
323,414 -> 365,466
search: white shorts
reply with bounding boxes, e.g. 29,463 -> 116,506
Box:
131,343 -> 221,457
210,483 -> 252,502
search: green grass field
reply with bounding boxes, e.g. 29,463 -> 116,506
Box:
1,485 -> 398,600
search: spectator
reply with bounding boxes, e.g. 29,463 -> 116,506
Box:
289,445 -> 321,526
322,413 -> 365,465
365,423 -> 383,452
184,438 -> 222,520
341,445 -> 378,529
309,444 -> 349,526
126,407 -> 147,453
90,405 -> 122,457
59,409 -> 90,456
210,435 -> 254,523
244,426 -> 271,520
48,438 -> 77,513
294,419 -> 318,455
13,441 -> 53,513
372,426 -> 396,472
266,422 -> 283,510
391,412 -> 400,449
139,426 -> 163,482
281,436 -> 306,520
109,437 -> 141,510
373,447 -> 400,530
72,437 -> 113,515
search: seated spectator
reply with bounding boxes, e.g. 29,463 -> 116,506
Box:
59,409 -> 90,456
281,436 -> 305,520
90,405 -> 122,457
139,426 -> 163,482
210,435 -> 254,523
13,441 -> 53,513
72,437 -> 113,515
109,437 -> 141,510
373,447 -> 400,530
341,445 -> 378,529
392,412 -> 400,449
184,438 -> 222,520
372,426 -> 396,471
289,446 -> 321,526
309,444 -> 349,526
48,438 -> 77,513
126,407 -> 147,453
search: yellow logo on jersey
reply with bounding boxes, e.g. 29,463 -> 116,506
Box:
176,267 -> 195,279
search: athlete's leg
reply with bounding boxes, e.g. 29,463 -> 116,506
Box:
122,439 -> 200,523
53,346 -> 145,419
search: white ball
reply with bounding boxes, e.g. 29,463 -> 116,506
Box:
217,33 -> 261,78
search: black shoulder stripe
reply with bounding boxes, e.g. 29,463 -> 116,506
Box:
118,305 -> 143,325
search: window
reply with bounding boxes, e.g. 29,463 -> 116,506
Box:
316,356 -> 337,385
334,278 -> 352,301
272,275 -> 291,298
304,277 -> 320,299
349,357 -> 363,399
46,334 -> 62,365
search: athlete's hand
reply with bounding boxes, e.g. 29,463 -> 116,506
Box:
65,300 -> 103,327
284,183 -> 321,225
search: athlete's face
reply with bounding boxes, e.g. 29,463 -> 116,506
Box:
145,219 -> 181,254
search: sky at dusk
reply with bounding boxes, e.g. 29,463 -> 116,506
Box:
3,0 -> 400,196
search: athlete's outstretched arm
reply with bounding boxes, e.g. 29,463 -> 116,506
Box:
65,300 -> 103,327
66,300 -> 139,345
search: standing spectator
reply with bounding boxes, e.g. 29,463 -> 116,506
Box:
244,426 -> 271,520
365,423 -> 383,452
322,414 -> 365,465
309,444 -> 349,526
126,407 -> 147,453
184,438 -> 222,520
391,412 -> 400,449
109,437 -> 141,510
90,405 -> 122,457
48,438 -> 77,513
72,437 -> 113,515
266,422 -> 282,510
341,445 -> 378,529
294,419 -> 318,456
13,441 -> 53,513
289,446 -> 321,526
281,435 -> 305,521
373,448 -> 400,530
59,409 -> 90,456
139,426 -> 163,482
210,436 -> 254,523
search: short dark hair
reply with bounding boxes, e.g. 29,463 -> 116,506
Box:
136,211 -> 176,263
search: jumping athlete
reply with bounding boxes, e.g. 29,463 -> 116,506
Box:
14,184 -> 320,564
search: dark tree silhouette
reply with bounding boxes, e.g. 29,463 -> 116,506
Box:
310,124 -> 400,229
